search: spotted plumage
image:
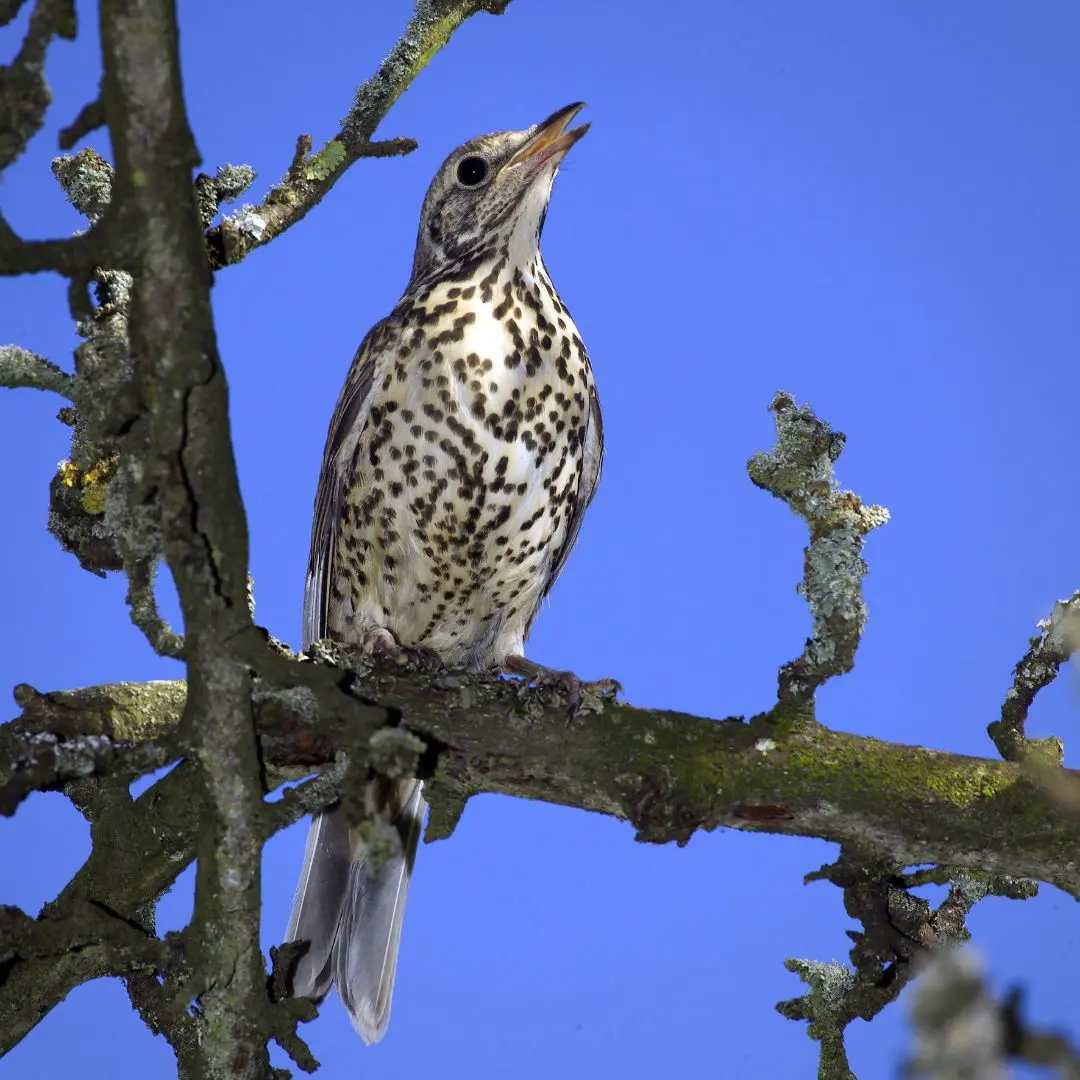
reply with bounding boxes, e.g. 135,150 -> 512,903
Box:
286,104 -> 602,1044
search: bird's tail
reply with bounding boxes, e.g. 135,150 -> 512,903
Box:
285,778 -> 426,1044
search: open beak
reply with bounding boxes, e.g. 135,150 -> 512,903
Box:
507,102 -> 589,170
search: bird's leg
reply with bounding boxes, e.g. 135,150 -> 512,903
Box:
502,654 -> 621,712
360,627 -> 442,672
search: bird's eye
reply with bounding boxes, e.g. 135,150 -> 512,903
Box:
456,156 -> 489,187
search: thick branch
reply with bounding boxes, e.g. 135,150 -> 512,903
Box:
99,0 -> 270,1074
6,657 -> 1080,884
4,652 -> 1079,1053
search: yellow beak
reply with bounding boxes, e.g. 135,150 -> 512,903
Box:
508,102 -> 589,169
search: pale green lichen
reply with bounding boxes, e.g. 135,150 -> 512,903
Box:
0,345 -> 74,397
303,140 -> 346,182
343,0 -> 507,142
223,205 -> 266,241
212,162 -> 256,202
195,163 -> 257,226
352,818 -> 401,875
778,958 -> 858,1079
52,149 -> 113,224
368,728 -> 426,779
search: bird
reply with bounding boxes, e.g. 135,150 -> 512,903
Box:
284,102 -> 609,1044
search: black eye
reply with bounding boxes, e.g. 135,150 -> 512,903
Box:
456,156 -> 489,187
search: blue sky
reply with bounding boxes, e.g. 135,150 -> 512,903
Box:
3,1 -> 1079,1077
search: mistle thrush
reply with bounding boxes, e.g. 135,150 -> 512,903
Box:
285,103 -> 606,1044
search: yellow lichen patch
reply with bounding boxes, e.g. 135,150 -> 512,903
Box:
58,460 -> 79,487
56,454 -> 119,515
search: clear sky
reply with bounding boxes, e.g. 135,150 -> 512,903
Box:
3,1 -> 1079,1077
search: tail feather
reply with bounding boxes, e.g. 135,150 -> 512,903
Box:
336,780 -> 425,1043
285,807 -> 352,1001
285,780 -> 426,1045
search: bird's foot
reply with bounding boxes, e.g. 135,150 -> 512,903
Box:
502,655 -> 621,714
360,628 -> 442,672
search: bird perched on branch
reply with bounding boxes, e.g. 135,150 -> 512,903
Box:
285,102 -> 612,1044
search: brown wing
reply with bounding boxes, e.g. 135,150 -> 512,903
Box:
526,384 -> 604,636
302,328 -> 383,649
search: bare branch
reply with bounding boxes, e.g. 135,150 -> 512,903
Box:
122,556 -> 185,659
0,0 -> 75,172
988,590 -> 1080,762
0,687 -> 179,815
7,655 -> 1080,884
748,392 -> 889,708
777,960 -> 857,1080
203,0 -> 513,268
58,93 -> 105,150
0,344 -> 75,397
2,607 -> 1078,1060
781,852 -> 1035,1077
1001,987 -> 1080,1078
263,756 -> 348,837
0,1 -> 32,28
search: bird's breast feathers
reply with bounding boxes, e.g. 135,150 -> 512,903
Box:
331,263 -> 594,665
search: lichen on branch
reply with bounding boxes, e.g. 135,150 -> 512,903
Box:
748,391 -> 889,707
203,0 -> 515,268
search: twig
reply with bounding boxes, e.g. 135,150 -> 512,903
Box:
122,556 -> 185,659
203,0 -> 514,268
777,960 -> 857,1080
263,755 -> 348,836
748,392 -> 889,708
782,852 -> 1037,1076
58,94 -> 106,150
0,0 -> 76,173
988,590 -> 1080,762
1002,986 -> 1080,1079
0,344 -> 75,397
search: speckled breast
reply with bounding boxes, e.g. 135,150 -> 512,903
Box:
334,258 -> 593,667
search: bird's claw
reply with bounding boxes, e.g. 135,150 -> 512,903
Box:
503,655 -> 621,715
361,628 -> 442,672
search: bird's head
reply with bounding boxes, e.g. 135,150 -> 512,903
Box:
408,102 -> 589,286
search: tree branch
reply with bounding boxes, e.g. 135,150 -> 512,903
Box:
6,652 -> 1080,884
781,850 -> 1036,1078
0,344 -> 75,397
0,0 -> 75,173
203,0 -> 513,268
748,392 -> 889,707
98,0 -> 272,1073
988,590 -> 1080,762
